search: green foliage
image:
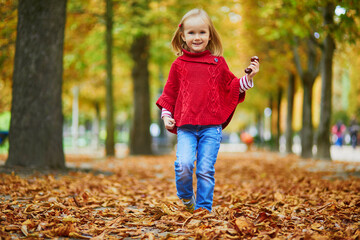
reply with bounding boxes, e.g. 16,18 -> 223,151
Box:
334,1 -> 360,44
0,111 -> 10,131
332,110 -> 350,126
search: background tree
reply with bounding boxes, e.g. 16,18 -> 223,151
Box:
285,72 -> 295,153
240,0 -> 296,151
128,0 -> 152,155
317,2 -> 335,160
63,0 -> 131,151
256,0 -> 322,158
316,1 -> 360,160
105,0 -> 115,156
6,0 -> 67,169
293,38 -> 320,158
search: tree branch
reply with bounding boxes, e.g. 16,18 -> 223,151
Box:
314,58 -> 321,78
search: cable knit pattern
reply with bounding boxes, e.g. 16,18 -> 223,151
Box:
156,49 -> 246,134
178,61 -> 189,117
207,64 -> 221,115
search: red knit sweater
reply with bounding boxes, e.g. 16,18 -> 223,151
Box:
156,49 -> 246,134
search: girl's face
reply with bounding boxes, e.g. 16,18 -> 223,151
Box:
181,16 -> 211,53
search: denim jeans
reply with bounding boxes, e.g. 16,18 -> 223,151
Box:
175,125 -> 222,211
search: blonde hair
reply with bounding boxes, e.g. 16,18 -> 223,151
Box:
171,8 -> 223,56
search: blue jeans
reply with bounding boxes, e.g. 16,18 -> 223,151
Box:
175,125 -> 222,211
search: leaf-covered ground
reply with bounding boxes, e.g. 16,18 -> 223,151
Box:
1,151 -> 360,239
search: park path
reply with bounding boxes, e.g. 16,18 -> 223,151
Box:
62,143 -> 360,178
62,142 -> 360,163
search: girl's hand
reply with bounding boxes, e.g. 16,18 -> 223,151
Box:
246,59 -> 260,80
163,116 -> 176,130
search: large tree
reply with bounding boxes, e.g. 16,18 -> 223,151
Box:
316,3 -> 335,160
316,1 -> 360,160
129,0 -> 152,155
293,38 -> 320,158
6,0 -> 67,169
129,35 -> 152,155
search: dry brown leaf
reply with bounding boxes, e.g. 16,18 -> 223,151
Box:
235,216 -> 253,233
69,231 -> 93,239
20,224 -> 28,236
90,230 -> 107,240
311,222 -> 325,231
274,192 -> 285,201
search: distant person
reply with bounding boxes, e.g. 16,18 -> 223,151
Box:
349,117 -> 359,149
240,131 -> 254,150
156,9 -> 259,212
0,131 -> 9,145
332,121 -> 346,147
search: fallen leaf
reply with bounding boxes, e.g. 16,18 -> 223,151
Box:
235,216 -> 253,232
20,225 -> 28,236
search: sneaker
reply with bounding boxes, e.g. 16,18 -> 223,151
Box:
181,195 -> 195,213
193,207 -> 210,215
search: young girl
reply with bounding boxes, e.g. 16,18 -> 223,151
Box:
156,8 -> 259,213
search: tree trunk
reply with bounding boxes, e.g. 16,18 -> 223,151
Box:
285,72 -> 295,154
6,0 -> 67,169
92,102 -> 101,150
105,0 -> 115,156
293,38 -> 319,159
129,34 -> 152,155
276,87 -> 283,151
301,72 -> 314,158
316,3 -> 335,160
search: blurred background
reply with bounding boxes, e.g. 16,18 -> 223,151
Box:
0,0 -> 359,165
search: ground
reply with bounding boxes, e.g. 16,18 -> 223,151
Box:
0,151 -> 360,239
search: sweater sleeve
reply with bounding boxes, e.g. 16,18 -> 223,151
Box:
156,62 -> 180,114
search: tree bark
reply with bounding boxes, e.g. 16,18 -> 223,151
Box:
6,0 -> 67,169
129,34 -> 152,155
301,72 -> 314,158
105,0 -> 115,156
316,3 -> 335,160
267,96 -> 275,150
276,87 -> 283,151
285,72 -> 295,153
293,38 -> 319,159
92,102 -> 101,150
